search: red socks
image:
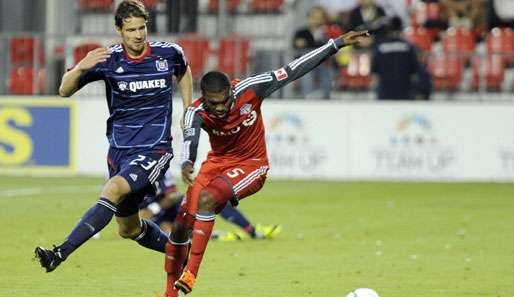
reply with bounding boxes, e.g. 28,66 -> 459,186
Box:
184,213 -> 216,276
164,241 -> 189,296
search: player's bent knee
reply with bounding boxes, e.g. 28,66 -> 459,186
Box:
198,189 -> 218,212
102,176 -> 131,203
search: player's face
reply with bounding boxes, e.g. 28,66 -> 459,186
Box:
117,17 -> 148,57
203,89 -> 233,118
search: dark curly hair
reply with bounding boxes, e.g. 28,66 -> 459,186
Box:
114,0 -> 149,29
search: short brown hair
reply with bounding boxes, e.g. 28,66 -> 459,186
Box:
114,0 -> 149,29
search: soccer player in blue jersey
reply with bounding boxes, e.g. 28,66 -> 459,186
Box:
34,0 -> 193,273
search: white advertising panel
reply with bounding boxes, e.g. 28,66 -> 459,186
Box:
346,103 -> 514,180
261,101 -> 351,179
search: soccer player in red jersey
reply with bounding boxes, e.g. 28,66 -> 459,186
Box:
161,31 -> 369,297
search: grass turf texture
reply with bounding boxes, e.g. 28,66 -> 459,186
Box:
0,176 -> 513,297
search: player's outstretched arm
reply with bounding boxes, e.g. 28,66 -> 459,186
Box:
59,47 -> 111,97
244,31 -> 369,99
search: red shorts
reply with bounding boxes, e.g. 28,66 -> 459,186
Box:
180,158 -> 269,218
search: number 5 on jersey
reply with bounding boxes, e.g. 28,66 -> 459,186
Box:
222,164 -> 269,200
226,168 -> 245,178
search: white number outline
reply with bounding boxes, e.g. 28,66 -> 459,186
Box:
226,168 -> 245,178
129,155 -> 157,171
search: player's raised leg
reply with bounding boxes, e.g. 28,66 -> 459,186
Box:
34,176 -> 130,272
35,150 -> 172,272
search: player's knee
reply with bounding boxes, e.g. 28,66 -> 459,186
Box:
101,176 -> 131,203
170,221 -> 188,242
198,189 -> 218,212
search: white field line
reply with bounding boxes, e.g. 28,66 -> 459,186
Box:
0,185 -> 103,198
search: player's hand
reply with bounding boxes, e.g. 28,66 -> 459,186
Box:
76,47 -> 111,72
181,162 -> 194,186
179,116 -> 185,129
340,30 -> 370,46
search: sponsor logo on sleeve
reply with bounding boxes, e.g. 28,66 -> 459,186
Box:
184,128 -> 195,138
273,68 -> 288,81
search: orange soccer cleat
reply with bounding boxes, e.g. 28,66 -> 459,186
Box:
174,270 -> 196,294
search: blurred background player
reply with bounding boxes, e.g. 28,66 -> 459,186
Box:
139,169 -> 282,241
371,16 -> 432,100
34,0 -> 193,273
162,31 -> 369,297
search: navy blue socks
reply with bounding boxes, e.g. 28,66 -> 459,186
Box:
134,219 -> 169,253
59,197 -> 117,260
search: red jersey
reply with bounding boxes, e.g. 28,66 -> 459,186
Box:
181,39 -> 340,168
184,80 -> 269,163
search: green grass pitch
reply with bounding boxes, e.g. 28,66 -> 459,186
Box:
0,176 -> 513,297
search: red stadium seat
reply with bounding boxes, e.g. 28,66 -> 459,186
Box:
9,67 -> 45,95
410,2 -> 443,39
404,27 -> 433,52
410,2 -> 442,27
428,54 -> 464,91
218,37 -> 250,77
79,0 -> 114,11
208,0 -> 242,13
177,37 -> 210,79
441,27 -> 476,62
470,55 -> 505,91
339,53 -> 372,90
486,27 -> 514,63
9,37 -> 45,65
73,42 -> 102,65
250,0 -> 285,13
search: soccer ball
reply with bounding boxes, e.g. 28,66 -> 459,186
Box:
345,288 -> 380,297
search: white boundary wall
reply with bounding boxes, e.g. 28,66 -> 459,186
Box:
75,99 -> 514,181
